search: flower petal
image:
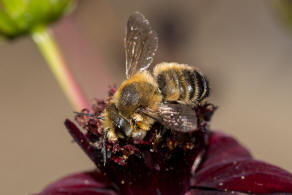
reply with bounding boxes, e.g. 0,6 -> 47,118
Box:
64,119 -> 104,167
39,171 -> 119,195
65,118 -> 210,195
185,189 -> 247,195
191,132 -> 292,194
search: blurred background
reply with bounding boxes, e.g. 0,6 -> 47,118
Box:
1,0 -> 292,194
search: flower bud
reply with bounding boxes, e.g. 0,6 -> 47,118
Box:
0,0 -> 74,39
276,0 -> 292,30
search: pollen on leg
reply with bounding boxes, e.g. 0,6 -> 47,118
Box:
132,113 -> 143,122
107,129 -> 118,142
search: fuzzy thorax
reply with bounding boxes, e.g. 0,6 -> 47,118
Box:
102,71 -> 162,141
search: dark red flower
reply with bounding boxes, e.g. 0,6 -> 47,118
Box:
39,129 -> 292,195
188,132 -> 292,195
39,90 -> 292,195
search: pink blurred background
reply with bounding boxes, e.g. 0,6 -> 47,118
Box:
1,0 -> 292,194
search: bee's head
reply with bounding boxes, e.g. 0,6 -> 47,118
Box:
106,103 -> 132,139
106,103 -> 147,140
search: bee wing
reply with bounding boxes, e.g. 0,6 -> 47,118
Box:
125,12 -> 158,78
158,104 -> 198,132
139,104 -> 198,133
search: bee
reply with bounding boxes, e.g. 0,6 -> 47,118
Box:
101,12 -> 210,142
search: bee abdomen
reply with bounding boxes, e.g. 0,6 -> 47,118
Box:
191,70 -> 209,103
154,62 -> 209,104
181,69 -> 195,101
156,68 -> 186,101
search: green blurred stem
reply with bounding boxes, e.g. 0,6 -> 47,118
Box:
31,26 -> 90,111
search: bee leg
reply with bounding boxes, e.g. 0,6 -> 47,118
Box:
136,107 -> 160,121
102,129 -> 109,166
176,100 -> 188,105
74,112 -> 105,120
153,126 -> 165,150
157,125 -> 166,139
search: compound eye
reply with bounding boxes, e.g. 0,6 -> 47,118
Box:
115,117 -> 132,138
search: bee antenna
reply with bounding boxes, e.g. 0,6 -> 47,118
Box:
74,112 -> 105,120
102,129 -> 109,167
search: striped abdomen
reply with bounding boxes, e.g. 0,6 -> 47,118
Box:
153,62 -> 209,104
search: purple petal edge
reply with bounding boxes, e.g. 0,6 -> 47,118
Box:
192,132 -> 292,194
38,171 -> 118,195
64,119 -> 100,166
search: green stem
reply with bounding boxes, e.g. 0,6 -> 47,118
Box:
31,26 -> 90,111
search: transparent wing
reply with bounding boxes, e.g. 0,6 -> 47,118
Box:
139,103 -> 198,132
125,12 -> 158,78
158,104 -> 198,132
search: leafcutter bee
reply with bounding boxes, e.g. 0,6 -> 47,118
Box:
100,12 -> 209,142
